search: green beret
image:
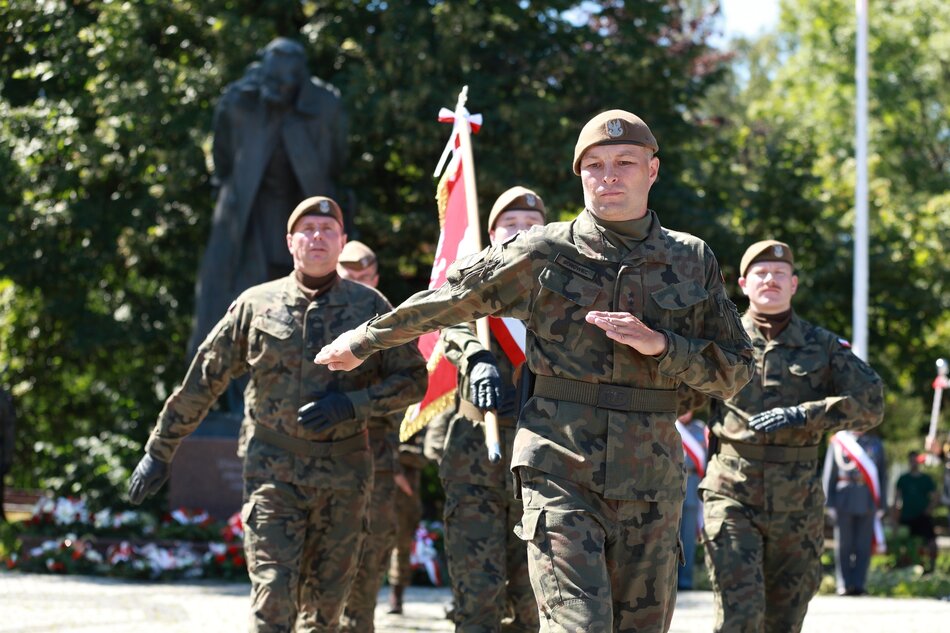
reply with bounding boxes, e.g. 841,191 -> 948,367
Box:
287,196 -> 344,233
573,109 -> 659,175
338,240 -> 377,270
740,240 -> 795,277
488,186 -> 546,231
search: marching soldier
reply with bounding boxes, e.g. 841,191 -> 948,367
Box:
316,110 -> 753,631
439,186 -> 546,632
127,197 -> 426,633
700,240 -> 884,632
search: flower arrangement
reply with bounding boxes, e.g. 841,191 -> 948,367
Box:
8,533 -> 104,575
2,495 -> 247,581
410,520 -> 446,586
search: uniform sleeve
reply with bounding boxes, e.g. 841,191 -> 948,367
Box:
441,322 -> 486,374
345,295 -> 429,419
145,305 -> 250,462
351,239 -> 534,359
656,248 -> 754,400
798,341 -> 884,434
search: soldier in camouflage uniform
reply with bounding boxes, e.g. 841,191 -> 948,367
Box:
439,186 -> 546,632
699,240 -> 884,633
127,196 -> 427,633
386,431 -> 428,614
330,240 -> 412,633
316,110 -> 754,632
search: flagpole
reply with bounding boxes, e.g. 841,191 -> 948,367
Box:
453,86 -> 502,464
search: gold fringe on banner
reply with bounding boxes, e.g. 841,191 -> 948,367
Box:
399,388 -> 456,442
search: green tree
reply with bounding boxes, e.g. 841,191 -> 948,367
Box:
704,0 -> 950,436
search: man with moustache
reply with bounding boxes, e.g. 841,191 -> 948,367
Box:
700,241 -> 884,632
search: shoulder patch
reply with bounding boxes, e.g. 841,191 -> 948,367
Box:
554,253 -> 595,280
837,337 -> 851,348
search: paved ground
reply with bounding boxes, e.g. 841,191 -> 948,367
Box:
2,571 -> 950,632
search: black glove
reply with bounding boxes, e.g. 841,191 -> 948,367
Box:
128,454 -> 171,505
467,351 -> 503,411
748,405 -> 807,433
297,391 -> 355,433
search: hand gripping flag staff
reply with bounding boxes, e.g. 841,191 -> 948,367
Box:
399,87 -> 503,463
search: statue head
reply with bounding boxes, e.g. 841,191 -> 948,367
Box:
258,38 -> 308,106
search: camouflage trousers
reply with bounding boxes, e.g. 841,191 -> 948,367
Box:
242,478 -> 369,633
702,491 -> 823,633
388,465 -> 422,587
443,480 -> 539,633
515,468 -> 682,633
337,471 -> 397,633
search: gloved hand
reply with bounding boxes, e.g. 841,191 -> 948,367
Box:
748,405 -> 807,433
297,391 -> 355,433
128,454 -> 171,505
467,351 -> 502,411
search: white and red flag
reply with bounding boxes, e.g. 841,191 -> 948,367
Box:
399,91 -> 483,441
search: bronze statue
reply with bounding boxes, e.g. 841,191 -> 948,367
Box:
189,38 -> 348,367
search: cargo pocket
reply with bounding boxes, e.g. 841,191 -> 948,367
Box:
240,499 -> 258,571
530,265 -> 602,349
515,507 -> 562,610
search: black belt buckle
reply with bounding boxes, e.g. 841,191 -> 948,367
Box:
597,385 -> 631,410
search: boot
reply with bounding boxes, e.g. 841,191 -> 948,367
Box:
387,584 -> 404,615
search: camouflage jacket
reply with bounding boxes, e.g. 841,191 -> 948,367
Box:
439,322 -> 520,492
146,273 -> 427,491
350,209 -> 753,501
700,312 -> 884,511
368,417 -> 401,474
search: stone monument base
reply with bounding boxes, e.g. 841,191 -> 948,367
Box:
168,411 -> 243,520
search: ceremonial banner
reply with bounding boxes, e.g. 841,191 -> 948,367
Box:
399,94 -> 482,442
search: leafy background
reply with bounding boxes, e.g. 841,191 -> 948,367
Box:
0,0 -> 947,499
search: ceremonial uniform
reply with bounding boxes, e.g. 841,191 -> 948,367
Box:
701,311 -> 884,632
440,322 -> 538,632
144,273 -> 426,632
822,432 -> 886,595
344,205 -> 752,631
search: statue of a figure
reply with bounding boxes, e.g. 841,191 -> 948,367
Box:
189,38 -> 348,366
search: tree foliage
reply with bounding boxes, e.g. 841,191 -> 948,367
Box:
0,1 -> 727,489
701,0 -> 950,438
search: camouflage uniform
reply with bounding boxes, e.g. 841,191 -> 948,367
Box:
346,209 -> 754,631
144,274 -> 426,633
388,435 -> 427,588
700,312 -> 884,633
440,323 -> 538,632
323,417 -> 399,633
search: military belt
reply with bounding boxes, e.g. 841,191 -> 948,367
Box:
253,426 -> 368,457
719,440 -> 819,463
457,400 -> 518,427
532,375 -> 678,413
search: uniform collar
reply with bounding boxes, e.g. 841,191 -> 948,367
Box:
572,208 -> 672,265
743,310 -> 807,348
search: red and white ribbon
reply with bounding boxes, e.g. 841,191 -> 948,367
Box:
676,421 -> 707,478
433,107 -> 483,179
489,316 -> 526,367
830,431 -> 887,553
